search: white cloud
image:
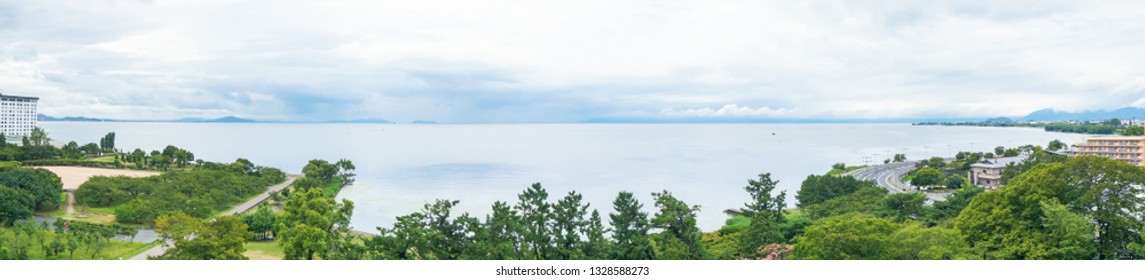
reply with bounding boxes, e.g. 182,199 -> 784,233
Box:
661,104 -> 789,118
3,0 -> 1145,122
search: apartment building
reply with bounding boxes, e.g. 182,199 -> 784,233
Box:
0,94 -> 39,137
1071,136 -> 1145,167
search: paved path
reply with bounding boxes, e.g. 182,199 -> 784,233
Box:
222,175 -> 298,216
65,191 -> 76,216
130,175 -> 298,260
845,162 -> 950,202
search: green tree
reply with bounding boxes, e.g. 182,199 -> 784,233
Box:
793,213 -> 901,260
910,167 -> 944,186
61,141 -> 81,159
277,187 -> 354,260
99,132 -> 116,152
583,210 -> 609,259
154,212 -> 202,244
956,156 -> 1145,259
740,173 -> 786,257
802,186 -> 887,219
925,157 -> 946,169
335,159 -> 356,185
1129,225 -> 1145,256
1002,148 -> 1020,157
1048,140 -> 1065,151
876,192 -> 928,223
893,154 -> 907,162
795,175 -> 877,207
468,201 -> 524,260
28,127 -> 50,146
241,206 -> 277,240
0,168 -> 64,211
1039,201 -> 1096,260
1119,125 -> 1145,136
944,174 -> 966,189
780,214 -> 814,243
156,215 -> 252,260
80,143 -> 101,156
609,191 -> 654,260
999,152 -> 1067,185
369,212 -> 432,260
888,223 -> 977,260
929,185 -> 984,222
551,191 -> 588,259
301,159 -> 338,183
515,183 -> 551,260
0,185 -> 34,225
650,190 -> 705,260
1067,156 -> 1144,259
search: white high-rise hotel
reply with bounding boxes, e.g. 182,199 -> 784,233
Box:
0,94 -> 39,137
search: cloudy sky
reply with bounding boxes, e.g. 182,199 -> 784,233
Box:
2,0 -> 1145,123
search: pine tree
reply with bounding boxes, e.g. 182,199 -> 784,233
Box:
609,191 -> 654,260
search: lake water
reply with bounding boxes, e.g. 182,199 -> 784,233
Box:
39,122 -> 1086,232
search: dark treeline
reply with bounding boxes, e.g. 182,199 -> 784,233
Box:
915,118 -> 1134,135
3,128 -> 201,171
1043,122 -> 1117,134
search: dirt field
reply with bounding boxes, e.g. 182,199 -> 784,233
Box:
37,166 -> 160,191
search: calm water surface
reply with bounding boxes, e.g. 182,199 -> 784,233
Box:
40,122 -> 1085,232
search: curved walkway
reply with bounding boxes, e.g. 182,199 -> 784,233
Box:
129,175 -> 298,260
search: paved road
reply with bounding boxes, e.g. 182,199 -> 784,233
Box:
130,175 -> 298,260
846,162 -> 915,193
845,162 -> 949,202
222,175 -> 298,216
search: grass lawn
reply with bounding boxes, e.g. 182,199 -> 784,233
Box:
68,206 -> 118,224
826,165 -> 868,176
244,240 -> 285,260
121,242 -> 161,259
38,208 -> 67,217
87,156 -> 117,163
322,177 -> 345,198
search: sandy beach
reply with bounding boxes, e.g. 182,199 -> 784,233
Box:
37,166 -> 160,191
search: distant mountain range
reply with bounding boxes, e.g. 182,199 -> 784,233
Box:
1017,107 -> 1145,121
37,114 -> 111,122
39,107 -> 1145,125
38,114 -> 257,123
37,114 -> 396,124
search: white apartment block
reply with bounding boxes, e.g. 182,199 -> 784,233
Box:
0,94 -> 39,137
1071,136 -> 1145,167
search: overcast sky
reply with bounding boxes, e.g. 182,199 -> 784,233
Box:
2,0 -> 1145,123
